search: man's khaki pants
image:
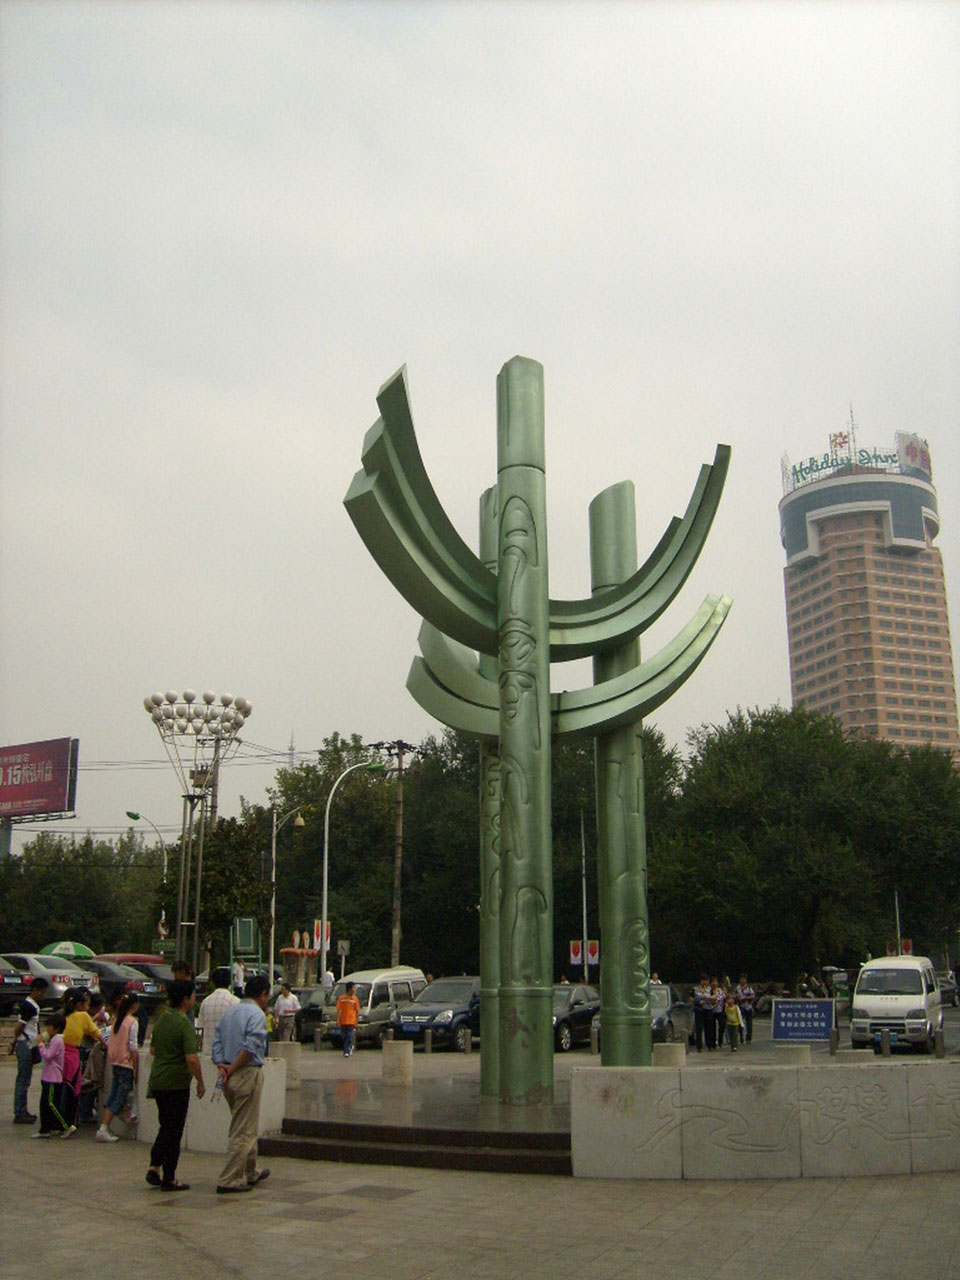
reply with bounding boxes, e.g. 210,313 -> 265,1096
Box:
218,1065 -> 264,1189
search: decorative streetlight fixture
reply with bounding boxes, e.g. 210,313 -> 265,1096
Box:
321,758 -> 384,984
269,805 -> 306,977
142,689 -> 252,972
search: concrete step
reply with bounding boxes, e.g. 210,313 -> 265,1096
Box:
259,1118 -> 571,1175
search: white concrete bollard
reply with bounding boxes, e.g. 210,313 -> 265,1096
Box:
381,1038 -> 414,1087
652,1042 -> 686,1067
268,1040 -> 302,1088
773,1043 -> 811,1064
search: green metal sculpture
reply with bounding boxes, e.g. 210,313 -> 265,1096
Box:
345,357 -> 731,1103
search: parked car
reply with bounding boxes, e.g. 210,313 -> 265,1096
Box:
590,983 -> 695,1050
293,985 -> 329,1043
83,957 -> 167,1014
318,966 -> 428,1047
0,956 -> 33,1016
936,972 -> 958,1007
123,960 -> 175,990
552,983 -> 601,1051
2,953 -> 99,1005
390,975 -> 481,1051
850,955 -> 943,1050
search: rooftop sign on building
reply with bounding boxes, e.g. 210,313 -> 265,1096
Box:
781,431 -> 932,497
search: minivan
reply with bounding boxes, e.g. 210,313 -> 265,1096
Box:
319,965 -> 427,1047
850,955 -> 943,1050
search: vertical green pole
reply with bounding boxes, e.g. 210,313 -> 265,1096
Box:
496,356 -> 554,1104
478,485 -> 500,1097
589,481 -> 652,1066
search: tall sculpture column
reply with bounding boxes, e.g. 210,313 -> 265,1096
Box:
478,486 -> 500,1097
497,357 -> 554,1104
590,482 -> 652,1065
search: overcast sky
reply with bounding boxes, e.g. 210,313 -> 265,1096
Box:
2,0 -> 958,854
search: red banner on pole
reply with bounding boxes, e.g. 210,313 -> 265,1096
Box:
569,940 -> 583,967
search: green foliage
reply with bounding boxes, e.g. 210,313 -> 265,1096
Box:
3,711 -> 956,986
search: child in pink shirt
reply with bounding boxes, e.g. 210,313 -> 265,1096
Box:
35,1012 -> 71,1137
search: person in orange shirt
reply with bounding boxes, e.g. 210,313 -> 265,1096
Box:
336,982 -> 360,1058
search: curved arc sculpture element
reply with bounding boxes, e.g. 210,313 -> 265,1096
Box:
345,366 -> 730,660
406,594 -> 732,740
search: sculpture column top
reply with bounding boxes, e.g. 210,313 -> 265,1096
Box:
497,357 -> 545,472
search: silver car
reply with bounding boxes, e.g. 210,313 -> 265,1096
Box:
2,952 -> 100,1005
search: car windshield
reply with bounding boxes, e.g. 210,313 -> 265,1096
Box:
41,957 -> 84,971
413,980 -> 474,1004
331,982 -> 371,1006
856,968 -> 923,996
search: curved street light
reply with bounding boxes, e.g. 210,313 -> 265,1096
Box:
321,758 -> 384,983
269,805 -> 306,977
126,810 -> 170,943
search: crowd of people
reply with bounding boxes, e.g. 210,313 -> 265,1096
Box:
8,962 -> 274,1196
692,974 -> 756,1051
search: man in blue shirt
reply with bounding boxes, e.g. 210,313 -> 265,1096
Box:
212,973 -> 271,1194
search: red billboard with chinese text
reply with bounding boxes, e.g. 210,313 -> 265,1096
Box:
0,738 -> 78,818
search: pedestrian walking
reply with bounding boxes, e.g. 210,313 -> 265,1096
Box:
62,988 -> 105,1132
273,983 -> 301,1042
212,973 -> 272,1195
196,969 -> 239,1050
723,993 -> 742,1051
337,981 -> 361,1057
693,975 -> 711,1052
9,976 -> 47,1124
34,1012 -> 72,1137
96,993 -> 140,1143
735,974 -> 755,1044
145,980 -> 204,1192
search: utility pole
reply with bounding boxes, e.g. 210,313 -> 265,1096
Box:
371,739 -> 418,967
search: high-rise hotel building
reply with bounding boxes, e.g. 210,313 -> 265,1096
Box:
779,432 -> 959,758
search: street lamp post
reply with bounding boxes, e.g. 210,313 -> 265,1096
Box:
126,810 -> 170,942
269,805 -> 305,979
125,810 -> 168,883
321,759 -> 383,984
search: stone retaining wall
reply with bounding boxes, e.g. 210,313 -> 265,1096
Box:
571,1060 -> 960,1179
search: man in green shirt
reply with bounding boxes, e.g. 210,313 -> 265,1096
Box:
146,980 -> 205,1192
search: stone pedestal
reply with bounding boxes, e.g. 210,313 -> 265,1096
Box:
774,1043 -> 811,1064
652,1042 -> 686,1067
268,1040 -> 301,1088
381,1039 -> 414,1087
135,1053 -> 286,1154
313,1029 -> 325,1051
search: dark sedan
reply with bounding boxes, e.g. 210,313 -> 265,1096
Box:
390,976 -> 481,1051
293,985 -> 329,1043
553,983 -> 601,1051
83,957 -> 167,1012
0,956 -> 33,1016
590,983 -> 695,1049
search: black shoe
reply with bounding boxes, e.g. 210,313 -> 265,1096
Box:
247,1168 -> 270,1187
216,1184 -> 252,1194
14,1114 -> 34,1125
160,1181 -> 190,1192
145,1169 -> 162,1187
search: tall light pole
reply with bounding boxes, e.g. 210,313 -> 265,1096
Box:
269,805 -> 305,978
125,810 -> 168,883
126,810 -> 170,942
370,740 -> 418,967
321,758 -> 383,983
142,688 -> 251,971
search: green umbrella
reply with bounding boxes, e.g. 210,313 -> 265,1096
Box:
39,940 -> 96,959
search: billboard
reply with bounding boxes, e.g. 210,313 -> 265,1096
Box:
0,737 -> 78,818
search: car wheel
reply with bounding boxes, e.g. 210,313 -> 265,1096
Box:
453,1022 -> 470,1053
556,1022 -> 573,1053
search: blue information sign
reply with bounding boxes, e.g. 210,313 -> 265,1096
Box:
771,998 -> 835,1041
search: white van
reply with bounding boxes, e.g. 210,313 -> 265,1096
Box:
850,955 -> 942,1050
319,965 -> 427,1047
